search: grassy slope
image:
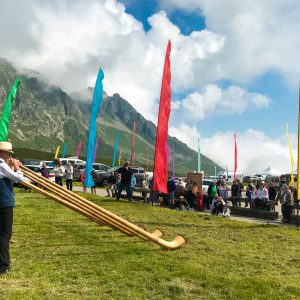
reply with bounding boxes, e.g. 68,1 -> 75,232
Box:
1,190 -> 300,299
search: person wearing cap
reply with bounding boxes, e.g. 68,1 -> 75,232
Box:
0,141 -> 24,275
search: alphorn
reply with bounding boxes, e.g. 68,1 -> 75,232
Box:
21,168 -> 161,240
20,166 -> 187,250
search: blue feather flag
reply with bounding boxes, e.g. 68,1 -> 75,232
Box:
112,129 -> 120,167
84,69 -> 104,187
62,143 -> 67,158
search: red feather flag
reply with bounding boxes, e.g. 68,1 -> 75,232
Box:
234,133 -> 237,180
153,40 -> 172,194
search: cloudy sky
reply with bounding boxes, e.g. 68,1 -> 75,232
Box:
1,0 -> 299,174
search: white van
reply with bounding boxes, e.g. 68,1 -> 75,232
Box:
48,157 -> 86,167
218,171 -> 243,183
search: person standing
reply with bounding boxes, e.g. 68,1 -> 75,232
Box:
53,159 -> 65,186
116,161 -> 133,201
40,163 -> 49,179
0,142 -> 24,275
281,185 -> 293,223
65,162 -> 73,191
130,174 -> 136,200
91,169 -> 97,195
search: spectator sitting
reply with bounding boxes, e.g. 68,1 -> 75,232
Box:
195,190 -> 203,211
245,186 -> 251,208
218,180 -> 228,203
231,179 -> 240,207
211,195 -> 225,215
255,181 -> 269,210
250,187 -> 258,210
173,196 -> 190,211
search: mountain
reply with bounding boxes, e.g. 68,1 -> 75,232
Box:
0,57 -> 222,175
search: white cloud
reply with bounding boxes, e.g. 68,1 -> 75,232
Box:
173,84 -> 270,121
160,0 -> 300,86
169,123 -> 295,174
0,0 -> 226,122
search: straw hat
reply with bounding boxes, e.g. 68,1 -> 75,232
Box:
0,141 -> 14,153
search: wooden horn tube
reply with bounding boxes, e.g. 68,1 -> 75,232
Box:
20,172 -> 136,237
21,175 -> 136,237
21,167 -> 163,239
21,181 -> 134,237
20,170 -> 154,239
21,166 -> 187,250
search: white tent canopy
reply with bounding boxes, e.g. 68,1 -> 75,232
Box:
261,166 -> 283,176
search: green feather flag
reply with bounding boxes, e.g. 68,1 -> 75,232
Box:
0,78 -> 21,141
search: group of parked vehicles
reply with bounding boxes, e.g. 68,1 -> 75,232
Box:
22,157 -> 147,188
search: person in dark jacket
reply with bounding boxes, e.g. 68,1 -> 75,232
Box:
116,161 -> 133,201
167,178 -> 176,207
268,182 -> 277,201
0,142 -> 24,275
231,179 -> 240,207
40,163 -> 49,178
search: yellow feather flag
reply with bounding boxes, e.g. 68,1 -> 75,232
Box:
286,123 -> 295,186
54,145 -> 60,159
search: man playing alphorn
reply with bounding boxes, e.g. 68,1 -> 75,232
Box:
0,141 -> 24,275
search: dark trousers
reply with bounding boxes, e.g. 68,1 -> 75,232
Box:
0,207 -> 13,272
55,177 -> 63,186
116,183 -> 132,201
282,204 -> 293,222
66,179 -> 73,191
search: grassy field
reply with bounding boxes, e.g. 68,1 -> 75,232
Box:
1,189 -> 300,299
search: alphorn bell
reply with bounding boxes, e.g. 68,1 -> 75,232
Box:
20,166 -> 187,250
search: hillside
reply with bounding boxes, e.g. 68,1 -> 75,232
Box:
0,57 -> 221,175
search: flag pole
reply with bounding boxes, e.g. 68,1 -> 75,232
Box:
297,82 -> 300,229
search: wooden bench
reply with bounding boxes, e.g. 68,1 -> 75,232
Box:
231,198 -> 276,211
230,206 -> 279,220
132,187 -> 150,202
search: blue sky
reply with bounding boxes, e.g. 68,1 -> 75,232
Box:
1,0 -> 300,173
120,0 -> 298,138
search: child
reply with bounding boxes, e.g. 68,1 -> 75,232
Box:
80,170 -> 86,192
91,169 -> 97,195
245,186 -> 251,208
222,204 -> 231,218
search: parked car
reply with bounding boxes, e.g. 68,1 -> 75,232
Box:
95,166 -> 145,187
73,163 -> 110,181
22,159 -> 43,166
24,164 -> 55,182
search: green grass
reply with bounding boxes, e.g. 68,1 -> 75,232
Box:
1,189 -> 300,299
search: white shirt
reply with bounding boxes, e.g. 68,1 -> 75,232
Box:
0,158 -> 25,182
65,166 -> 73,179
